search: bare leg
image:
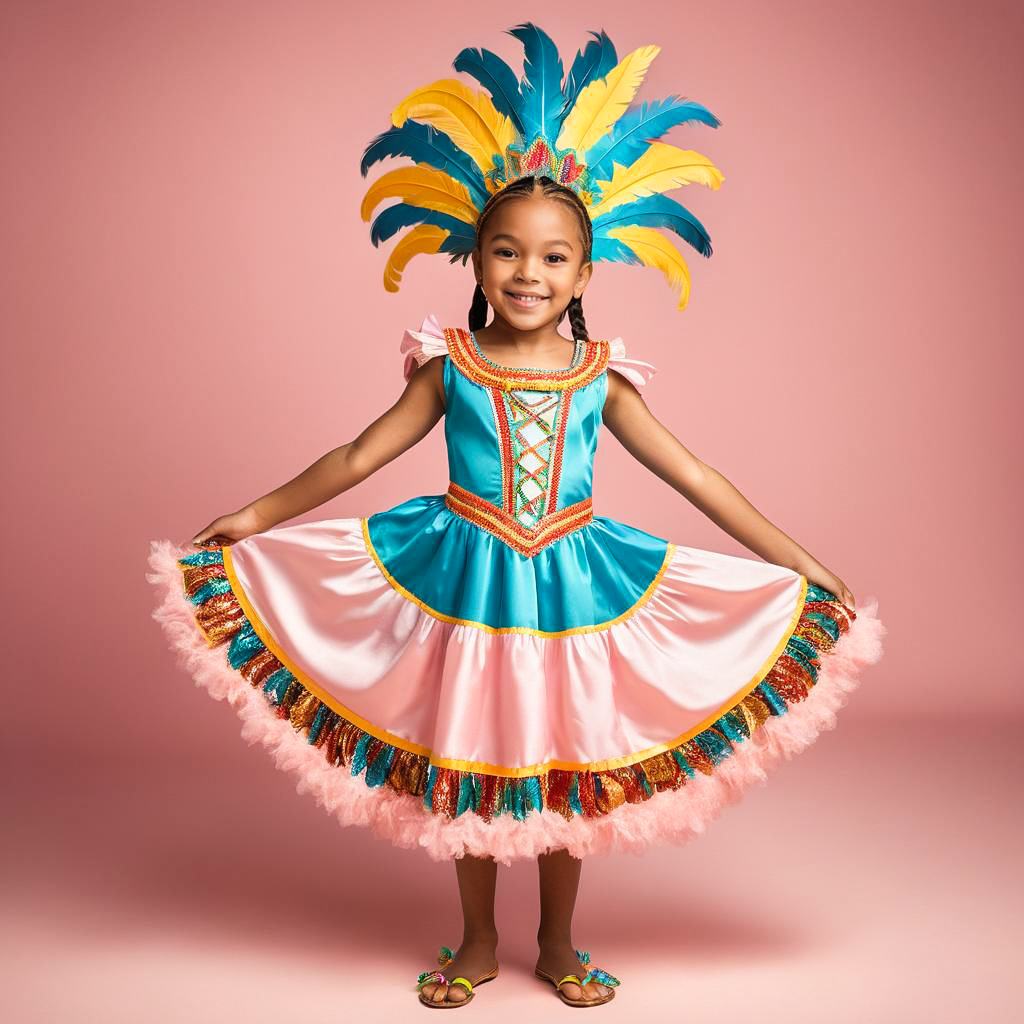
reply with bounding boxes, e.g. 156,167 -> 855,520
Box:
535,848 -> 613,1002
419,853 -> 500,1004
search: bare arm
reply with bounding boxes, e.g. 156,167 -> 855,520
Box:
191,357 -> 446,545
601,370 -> 856,608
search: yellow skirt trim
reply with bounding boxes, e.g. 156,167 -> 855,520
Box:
221,542 -> 808,777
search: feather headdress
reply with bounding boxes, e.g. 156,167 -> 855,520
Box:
360,23 -> 724,310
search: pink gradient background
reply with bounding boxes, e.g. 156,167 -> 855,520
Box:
2,1 -> 1020,1020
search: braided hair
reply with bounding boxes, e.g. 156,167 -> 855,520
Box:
469,176 -> 593,342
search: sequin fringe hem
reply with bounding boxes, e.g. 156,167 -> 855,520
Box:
146,538 -> 885,864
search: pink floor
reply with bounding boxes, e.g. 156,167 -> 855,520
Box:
3,714 -> 1017,1021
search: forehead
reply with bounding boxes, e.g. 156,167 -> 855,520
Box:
481,195 -> 581,247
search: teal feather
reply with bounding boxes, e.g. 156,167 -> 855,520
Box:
452,45 -> 526,135
559,30 -> 618,119
591,235 -> 639,263
586,96 -> 720,179
360,120 -> 489,204
370,205 -> 474,247
178,549 -> 223,567
438,219 -> 479,257
507,23 -> 565,142
592,194 -> 712,256
227,623 -> 264,669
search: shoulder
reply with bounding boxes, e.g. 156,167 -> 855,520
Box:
400,313 -> 450,381
604,336 -> 658,395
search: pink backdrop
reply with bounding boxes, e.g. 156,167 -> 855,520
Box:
3,2 -> 1019,1020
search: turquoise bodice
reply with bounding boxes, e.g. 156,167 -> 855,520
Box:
364,325 -> 671,635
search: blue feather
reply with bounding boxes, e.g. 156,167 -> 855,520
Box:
507,22 -> 565,142
591,235 -> 643,264
439,224 -> 478,257
592,194 -> 713,257
370,204 -> 474,247
559,30 -> 618,120
586,96 -> 720,180
360,121 -> 489,206
453,45 -> 525,135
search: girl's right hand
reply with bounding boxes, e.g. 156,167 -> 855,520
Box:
191,506 -> 267,548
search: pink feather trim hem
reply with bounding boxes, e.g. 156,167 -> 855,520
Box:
147,539 -> 885,865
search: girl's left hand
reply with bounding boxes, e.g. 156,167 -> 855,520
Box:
802,565 -> 856,611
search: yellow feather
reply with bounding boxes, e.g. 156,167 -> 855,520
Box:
383,224 -> 448,292
556,45 -> 661,156
589,142 -> 725,218
391,78 -> 518,175
360,164 -> 477,223
605,226 -> 692,310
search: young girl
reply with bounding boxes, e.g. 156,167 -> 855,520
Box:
147,23 -> 884,1010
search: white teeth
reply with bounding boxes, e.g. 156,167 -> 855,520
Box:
508,293 -> 545,303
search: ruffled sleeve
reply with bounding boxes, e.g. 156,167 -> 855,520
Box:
400,313 -> 449,381
607,337 -> 658,393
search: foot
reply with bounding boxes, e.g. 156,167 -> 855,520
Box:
535,939 -> 614,1003
419,936 -> 499,1005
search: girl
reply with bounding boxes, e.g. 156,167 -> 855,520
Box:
148,23 -> 884,1011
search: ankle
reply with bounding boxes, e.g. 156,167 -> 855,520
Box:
537,930 -> 574,950
461,927 -> 499,948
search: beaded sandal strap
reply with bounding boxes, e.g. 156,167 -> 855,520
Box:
416,970 -> 448,991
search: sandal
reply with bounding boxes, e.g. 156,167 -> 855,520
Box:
534,948 -> 620,1007
416,944 -> 499,1008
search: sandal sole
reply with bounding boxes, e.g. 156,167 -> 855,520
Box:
534,967 -> 616,1006
418,969 -> 498,1008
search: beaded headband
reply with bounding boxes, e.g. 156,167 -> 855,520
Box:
360,22 -> 724,310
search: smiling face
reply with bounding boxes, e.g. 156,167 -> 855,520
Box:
472,185 -> 593,334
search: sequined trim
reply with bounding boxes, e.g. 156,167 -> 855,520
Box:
444,326 -> 610,392
176,548 -> 855,822
444,480 -> 592,556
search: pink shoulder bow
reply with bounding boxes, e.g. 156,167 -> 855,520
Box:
607,337 -> 658,393
400,313 -> 448,381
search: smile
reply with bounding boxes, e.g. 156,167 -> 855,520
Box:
506,292 -> 549,307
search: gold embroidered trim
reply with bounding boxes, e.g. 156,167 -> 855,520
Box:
444,480 -> 591,556
444,326 -> 610,392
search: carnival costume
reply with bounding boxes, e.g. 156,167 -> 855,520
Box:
147,23 -> 885,874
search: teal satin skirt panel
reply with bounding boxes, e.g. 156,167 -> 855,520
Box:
365,494 -> 672,633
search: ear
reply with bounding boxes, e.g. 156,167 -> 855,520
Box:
471,250 -> 482,285
573,261 -> 593,299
